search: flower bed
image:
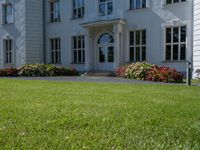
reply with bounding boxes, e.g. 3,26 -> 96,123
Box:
116,62 -> 184,83
0,64 -> 78,77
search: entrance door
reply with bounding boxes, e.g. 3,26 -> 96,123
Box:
96,33 -> 114,71
97,45 -> 114,71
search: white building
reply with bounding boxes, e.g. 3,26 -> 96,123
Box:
0,0 -> 199,77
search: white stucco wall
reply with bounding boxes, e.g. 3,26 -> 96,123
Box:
193,0 -> 200,78
45,0 -> 193,73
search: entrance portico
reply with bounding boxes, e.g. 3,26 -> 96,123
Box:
82,19 -> 125,72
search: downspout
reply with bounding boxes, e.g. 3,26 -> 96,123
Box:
43,0 -> 46,63
191,0 -> 194,75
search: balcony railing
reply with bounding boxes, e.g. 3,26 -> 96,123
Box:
82,10 -> 125,25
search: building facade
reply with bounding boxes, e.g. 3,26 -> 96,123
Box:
0,0 -> 199,77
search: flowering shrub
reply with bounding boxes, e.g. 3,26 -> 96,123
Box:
18,64 -> 78,77
0,68 -> 18,77
146,66 -> 183,83
115,62 -> 184,83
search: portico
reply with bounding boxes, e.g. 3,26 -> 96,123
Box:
82,19 -> 126,72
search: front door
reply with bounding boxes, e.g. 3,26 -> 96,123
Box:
96,33 -> 114,71
97,45 -> 114,71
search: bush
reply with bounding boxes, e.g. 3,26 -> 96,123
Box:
0,68 -> 18,77
146,66 -> 183,83
115,62 -> 184,83
18,64 -> 78,77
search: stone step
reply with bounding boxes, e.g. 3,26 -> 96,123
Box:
83,72 -> 115,77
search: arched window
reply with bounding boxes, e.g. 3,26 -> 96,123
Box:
98,33 -> 114,44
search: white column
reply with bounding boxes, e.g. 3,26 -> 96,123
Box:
113,23 -> 123,69
85,29 -> 93,72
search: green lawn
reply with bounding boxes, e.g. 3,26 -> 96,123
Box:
0,79 -> 200,150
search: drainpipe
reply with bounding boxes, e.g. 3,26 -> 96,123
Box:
43,0 -> 46,64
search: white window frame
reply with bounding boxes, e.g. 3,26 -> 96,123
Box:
49,0 -> 60,22
72,0 -> 85,19
3,38 -> 14,64
165,0 -> 187,5
1,1 -> 14,25
129,30 -> 147,62
72,35 -> 85,64
98,0 -> 113,16
50,38 -> 61,64
130,0 -> 149,10
164,25 -> 187,61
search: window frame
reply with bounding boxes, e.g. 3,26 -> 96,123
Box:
164,25 -> 187,61
72,0 -> 85,19
129,29 -> 147,62
130,0 -> 147,10
3,38 -> 14,64
49,0 -> 61,23
98,0 -> 113,16
50,37 -> 61,64
2,2 -> 14,25
72,35 -> 85,64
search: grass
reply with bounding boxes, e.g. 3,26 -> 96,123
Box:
0,79 -> 200,149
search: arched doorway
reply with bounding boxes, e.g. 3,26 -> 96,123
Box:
96,33 -> 114,71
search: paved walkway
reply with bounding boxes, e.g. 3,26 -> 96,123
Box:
5,76 -> 187,85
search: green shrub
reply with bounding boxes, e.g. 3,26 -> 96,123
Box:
18,64 -> 78,77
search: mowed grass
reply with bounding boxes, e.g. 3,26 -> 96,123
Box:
0,79 -> 200,150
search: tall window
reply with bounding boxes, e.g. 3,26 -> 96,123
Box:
3,3 -> 13,24
73,36 -> 85,63
129,30 -> 146,62
165,26 -> 186,61
130,0 -> 147,10
4,39 -> 13,64
49,0 -> 60,22
99,0 -> 113,16
50,38 -> 61,64
166,0 -> 186,4
72,0 -> 84,19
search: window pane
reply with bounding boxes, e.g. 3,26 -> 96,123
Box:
180,44 -> 186,60
136,0 -> 140,9
107,2 -> 113,15
142,30 -> 146,45
136,47 -> 140,61
173,27 -> 179,43
130,47 -> 134,61
166,28 -> 171,43
136,31 -> 140,45
99,47 -> 105,62
142,47 -> 146,61
142,0 -> 146,8
166,45 -> 171,60
74,50 -> 77,62
130,32 -> 134,45
173,45 -> 178,60
181,26 -> 186,42
108,47 -> 114,62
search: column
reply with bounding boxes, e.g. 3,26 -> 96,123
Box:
85,29 -> 93,72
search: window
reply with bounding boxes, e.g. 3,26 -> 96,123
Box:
99,0 -> 113,16
165,26 -> 186,61
49,0 -> 60,22
72,0 -> 84,19
129,30 -> 146,62
2,3 -> 13,24
50,38 -> 61,64
130,0 -> 147,10
4,39 -> 13,64
166,0 -> 186,4
73,36 -> 85,63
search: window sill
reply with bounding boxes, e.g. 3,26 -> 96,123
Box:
47,20 -> 61,24
71,62 -> 85,65
127,7 -> 149,12
162,60 -> 187,63
70,17 -> 84,21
